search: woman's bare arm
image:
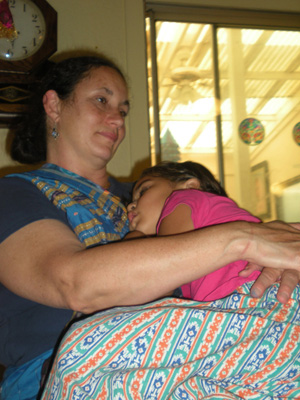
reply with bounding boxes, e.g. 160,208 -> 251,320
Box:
240,222 -> 300,303
0,218 -> 300,314
157,206 -> 300,303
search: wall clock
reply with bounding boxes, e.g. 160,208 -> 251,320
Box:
0,0 -> 57,126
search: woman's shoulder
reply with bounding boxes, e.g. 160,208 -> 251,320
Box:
1,174 -> 38,190
0,175 -> 53,206
0,176 -> 67,244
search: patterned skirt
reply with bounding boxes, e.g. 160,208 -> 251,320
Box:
41,283 -> 300,399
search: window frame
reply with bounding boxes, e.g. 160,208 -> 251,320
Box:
145,3 -> 300,182
145,3 -> 300,31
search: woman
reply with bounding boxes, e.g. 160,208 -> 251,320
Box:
0,55 -> 299,400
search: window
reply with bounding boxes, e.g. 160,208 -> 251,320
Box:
146,6 -> 300,221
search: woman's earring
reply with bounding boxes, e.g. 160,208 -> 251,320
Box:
51,125 -> 59,140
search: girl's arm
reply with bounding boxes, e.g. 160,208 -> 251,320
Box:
125,205 -> 195,297
158,204 -> 195,236
124,230 -> 147,240
158,203 -> 195,297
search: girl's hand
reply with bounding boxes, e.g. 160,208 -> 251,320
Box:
238,262 -> 262,277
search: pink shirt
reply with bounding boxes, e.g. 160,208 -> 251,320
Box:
157,190 -> 261,301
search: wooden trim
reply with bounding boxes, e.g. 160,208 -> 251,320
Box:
145,3 -> 300,30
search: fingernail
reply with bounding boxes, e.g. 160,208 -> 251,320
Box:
251,288 -> 260,298
279,293 -> 289,304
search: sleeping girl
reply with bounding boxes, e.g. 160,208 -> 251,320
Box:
126,161 -> 261,301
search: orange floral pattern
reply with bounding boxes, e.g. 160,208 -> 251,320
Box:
41,283 -> 300,399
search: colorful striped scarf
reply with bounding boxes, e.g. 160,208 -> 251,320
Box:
9,163 -> 129,247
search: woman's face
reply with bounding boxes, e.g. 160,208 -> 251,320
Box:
49,66 -> 130,170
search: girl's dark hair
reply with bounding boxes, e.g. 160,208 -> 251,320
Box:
140,161 -> 227,197
10,55 -> 126,164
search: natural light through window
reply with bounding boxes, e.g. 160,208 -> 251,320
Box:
147,17 -> 300,221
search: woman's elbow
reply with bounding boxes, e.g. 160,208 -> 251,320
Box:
60,279 -> 112,314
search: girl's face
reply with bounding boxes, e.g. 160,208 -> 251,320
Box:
47,66 -> 130,172
127,176 -> 185,235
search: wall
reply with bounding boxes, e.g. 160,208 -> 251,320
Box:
0,0 -> 150,180
250,113 -> 300,220
0,0 -> 299,180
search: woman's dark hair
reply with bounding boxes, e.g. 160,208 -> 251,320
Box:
140,161 -> 227,197
11,55 -> 126,164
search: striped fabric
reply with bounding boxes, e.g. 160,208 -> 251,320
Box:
9,163 -> 129,247
41,282 -> 300,399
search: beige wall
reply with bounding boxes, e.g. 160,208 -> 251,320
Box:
1,0 -> 299,179
0,0 -> 150,180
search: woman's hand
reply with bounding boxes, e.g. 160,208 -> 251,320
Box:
240,221 -> 300,270
251,268 -> 300,303
239,221 -> 300,303
240,264 -> 300,303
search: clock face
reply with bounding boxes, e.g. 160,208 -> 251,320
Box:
0,0 -> 46,61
